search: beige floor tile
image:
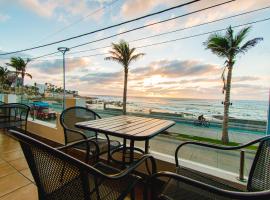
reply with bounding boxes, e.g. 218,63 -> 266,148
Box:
0,172 -> 30,197
0,184 -> 38,200
0,162 -> 17,178
0,150 -> 24,162
9,158 -> 29,171
20,169 -> 34,183
0,158 -> 5,165
0,145 -> 21,154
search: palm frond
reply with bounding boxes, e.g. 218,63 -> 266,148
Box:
234,26 -> 251,46
105,40 -> 144,68
225,26 -> 234,47
25,73 -> 32,79
239,37 -> 263,54
129,53 -> 145,65
204,33 -> 229,58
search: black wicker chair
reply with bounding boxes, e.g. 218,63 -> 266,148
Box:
0,103 -> 30,132
60,106 -> 121,163
147,136 -> 270,200
9,129 -> 157,200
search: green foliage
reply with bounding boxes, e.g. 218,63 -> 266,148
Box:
6,56 -> 32,87
204,26 -> 263,62
105,40 -> 145,69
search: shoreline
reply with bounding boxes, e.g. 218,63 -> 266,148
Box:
87,106 -> 266,134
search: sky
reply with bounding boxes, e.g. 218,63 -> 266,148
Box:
0,0 -> 269,101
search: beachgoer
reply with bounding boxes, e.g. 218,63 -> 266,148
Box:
198,114 -> 206,123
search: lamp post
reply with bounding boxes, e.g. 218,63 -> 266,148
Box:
57,47 -> 69,110
267,89 -> 270,135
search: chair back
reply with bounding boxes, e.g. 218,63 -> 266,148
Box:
0,103 -> 30,131
247,137 -> 270,192
60,106 -> 101,143
4,103 -> 30,121
9,130 -> 91,200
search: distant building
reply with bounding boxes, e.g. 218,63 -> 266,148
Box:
36,83 -> 47,94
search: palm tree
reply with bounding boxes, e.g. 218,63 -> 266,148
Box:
6,57 -> 32,87
105,40 -> 145,114
0,66 -> 10,91
0,66 -> 9,84
204,26 -> 263,144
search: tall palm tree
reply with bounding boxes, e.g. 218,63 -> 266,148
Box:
204,26 -> 263,144
105,40 -> 145,114
0,66 -> 9,85
6,57 -> 32,87
0,66 -> 10,91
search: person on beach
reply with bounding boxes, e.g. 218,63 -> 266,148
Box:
198,114 -> 206,124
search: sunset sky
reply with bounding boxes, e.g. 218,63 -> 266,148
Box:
0,0 -> 269,100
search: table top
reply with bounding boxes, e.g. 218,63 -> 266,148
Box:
76,115 -> 175,140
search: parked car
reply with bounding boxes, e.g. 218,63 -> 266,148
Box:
30,101 -> 56,120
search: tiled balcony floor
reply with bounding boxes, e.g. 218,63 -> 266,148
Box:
0,131 -> 38,200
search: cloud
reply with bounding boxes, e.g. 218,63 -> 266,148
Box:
79,71 -> 122,84
28,57 -> 92,74
0,13 -> 10,22
19,0 -> 58,18
121,0 -> 270,36
121,0 -> 163,18
18,0 -> 105,20
130,59 -> 220,78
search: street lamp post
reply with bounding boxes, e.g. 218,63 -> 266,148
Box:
267,89 -> 270,135
58,47 -> 70,110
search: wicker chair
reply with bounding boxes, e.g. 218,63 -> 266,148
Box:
60,106 -> 121,163
9,129 -> 157,200
147,136 -> 270,200
0,103 -> 30,132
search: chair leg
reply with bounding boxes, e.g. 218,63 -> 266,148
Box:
130,188 -> 135,200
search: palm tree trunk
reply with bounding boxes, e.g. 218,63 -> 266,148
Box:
21,72 -> 25,87
123,67 -> 128,115
222,62 -> 233,144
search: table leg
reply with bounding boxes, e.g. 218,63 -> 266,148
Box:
130,140 -> 134,163
122,138 -> 126,168
145,139 -> 149,154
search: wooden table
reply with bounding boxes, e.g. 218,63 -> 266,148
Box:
76,115 -> 175,163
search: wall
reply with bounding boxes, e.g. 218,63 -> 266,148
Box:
26,97 -> 80,144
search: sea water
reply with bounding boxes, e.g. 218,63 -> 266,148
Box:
92,95 -> 268,122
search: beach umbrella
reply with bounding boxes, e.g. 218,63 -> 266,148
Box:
267,89 -> 270,135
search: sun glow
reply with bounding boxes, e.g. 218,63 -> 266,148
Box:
142,75 -> 165,86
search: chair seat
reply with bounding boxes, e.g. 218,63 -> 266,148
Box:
74,138 -> 121,155
90,162 -> 139,200
159,167 -> 241,200
91,138 -> 121,154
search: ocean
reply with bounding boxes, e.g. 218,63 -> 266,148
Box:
91,95 -> 268,122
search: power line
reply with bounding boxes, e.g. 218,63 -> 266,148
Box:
31,0 -> 236,60
59,17 -> 269,60
0,0 -> 202,56
69,0 -> 235,50
29,17 -> 269,62
35,0 -> 121,44
68,6 -> 270,55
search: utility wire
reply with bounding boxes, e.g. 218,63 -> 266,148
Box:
68,5 -> 270,55
31,0 -> 236,60
0,0 -> 202,56
69,0 -> 235,50
28,17 -> 269,62
35,0 -> 121,44
60,17 -> 270,60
